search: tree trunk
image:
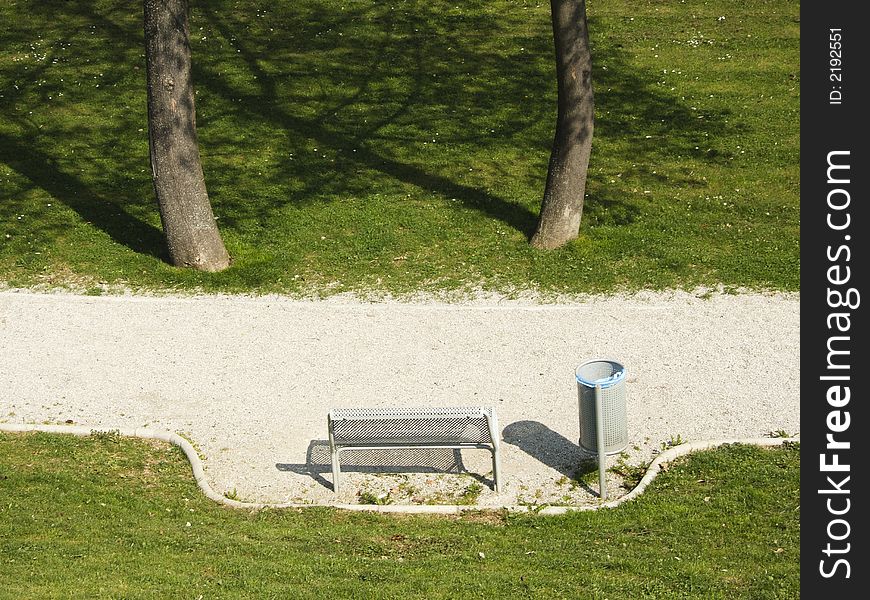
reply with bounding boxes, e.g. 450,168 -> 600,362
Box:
144,0 -> 230,271
530,0 -> 595,250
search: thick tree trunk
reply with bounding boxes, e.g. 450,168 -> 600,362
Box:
144,0 -> 230,271
530,0 -> 595,250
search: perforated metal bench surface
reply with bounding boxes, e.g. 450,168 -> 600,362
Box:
327,406 -> 502,494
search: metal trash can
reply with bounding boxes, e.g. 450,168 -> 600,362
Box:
576,359 -> 628,455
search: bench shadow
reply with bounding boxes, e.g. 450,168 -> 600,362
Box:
502,420 -> 597,495
276,440 -> 488,491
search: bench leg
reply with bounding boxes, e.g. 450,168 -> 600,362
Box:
328,418 -> 340,494
485,413 -> 503,493
331,447 -> 341,494
491,447 -> 502,493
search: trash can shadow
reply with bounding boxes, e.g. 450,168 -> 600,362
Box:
502,420 -> 598,495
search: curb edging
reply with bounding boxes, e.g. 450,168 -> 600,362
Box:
0,423 -> 798,515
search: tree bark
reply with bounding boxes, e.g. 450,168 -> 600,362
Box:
530,0 -> 595,250
144,0 -> 230,271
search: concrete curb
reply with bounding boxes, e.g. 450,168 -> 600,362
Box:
0,423 -> 798,515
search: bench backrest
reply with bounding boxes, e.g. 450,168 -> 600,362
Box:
329,406 -> 496,446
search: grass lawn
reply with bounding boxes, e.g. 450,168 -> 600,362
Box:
0,432 -> 799,598
0,0 -> 799,296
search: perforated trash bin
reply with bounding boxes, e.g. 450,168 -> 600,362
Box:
576,359 -> 628,455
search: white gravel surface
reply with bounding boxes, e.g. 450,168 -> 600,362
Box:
0,288 -> 799,508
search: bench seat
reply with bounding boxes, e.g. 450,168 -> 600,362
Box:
327,406 -> 502,494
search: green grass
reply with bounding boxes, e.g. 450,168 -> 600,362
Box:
0,432 -> 799,598
0,0 -> 799,297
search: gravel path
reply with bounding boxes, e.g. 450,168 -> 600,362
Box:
0,289 -> 799,508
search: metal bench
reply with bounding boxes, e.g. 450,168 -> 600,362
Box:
327,406 -> 502,494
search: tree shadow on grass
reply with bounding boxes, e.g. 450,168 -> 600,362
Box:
3,0 -> 739,260
0,1 -> 165,261
192,4 -> 735,237
0,132 -> 166,260
194,2 -> 542,238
